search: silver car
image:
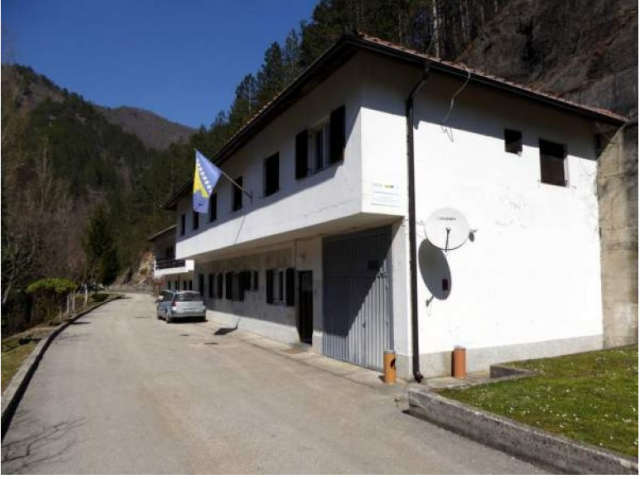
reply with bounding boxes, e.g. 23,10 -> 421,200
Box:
156,290 -> 206,323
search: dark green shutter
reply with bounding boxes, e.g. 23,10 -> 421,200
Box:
286,268 -> 295,306
295,130 -> 308,179
329,105 -> 345,164
266,270 -> 274,304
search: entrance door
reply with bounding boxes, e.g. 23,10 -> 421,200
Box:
297,271 -> 313,344
323,226 -> 393,371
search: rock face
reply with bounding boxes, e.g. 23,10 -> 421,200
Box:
459,0 -> 638,345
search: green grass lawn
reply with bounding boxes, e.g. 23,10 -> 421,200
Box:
2,340 -> 38,392
439,346 -> 638,458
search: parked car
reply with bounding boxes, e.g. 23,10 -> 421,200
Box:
157,290 -> 206,323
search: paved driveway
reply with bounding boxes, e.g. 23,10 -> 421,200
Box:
2,293 -> 545,474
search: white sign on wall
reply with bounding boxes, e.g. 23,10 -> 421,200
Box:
371,182 -> 400,207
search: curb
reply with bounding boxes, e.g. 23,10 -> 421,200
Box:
1,294 -> 124,441
408,388 -> 638,475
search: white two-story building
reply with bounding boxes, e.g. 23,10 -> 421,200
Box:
159,34 -> 626,379
149,225 -> 195,293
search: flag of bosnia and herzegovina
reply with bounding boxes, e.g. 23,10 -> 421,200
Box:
193,150 -> 222,213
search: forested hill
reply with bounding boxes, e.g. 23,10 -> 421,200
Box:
1,64 -> 182,322
96,105 -> 195,150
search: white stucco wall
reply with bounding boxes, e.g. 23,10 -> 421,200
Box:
360,54 -> 603,375
175,56 -> 369,263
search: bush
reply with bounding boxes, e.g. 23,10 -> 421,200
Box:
91,293 -> 109,302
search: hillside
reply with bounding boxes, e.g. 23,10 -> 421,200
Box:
96,105 -> 195,150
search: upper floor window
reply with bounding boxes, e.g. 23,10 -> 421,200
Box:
264,153 -> 280,197
180,214 -> 186,236
209,193 -> 217,222
539,139 -> 567,187
193,210 -> 199,230
296,105 -> 345,180
504,129 -> 522,155
232,176 -> 243,211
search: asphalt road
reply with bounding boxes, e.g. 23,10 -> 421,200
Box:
2,293 -> 545,474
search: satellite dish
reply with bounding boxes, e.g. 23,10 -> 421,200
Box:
425,208 -> 470,251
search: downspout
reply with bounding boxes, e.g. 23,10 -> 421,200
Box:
406,65 -> 430,383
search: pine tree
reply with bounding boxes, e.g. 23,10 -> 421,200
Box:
83,205 -> 119,285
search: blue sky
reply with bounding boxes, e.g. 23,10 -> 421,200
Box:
3,0 -> 318,128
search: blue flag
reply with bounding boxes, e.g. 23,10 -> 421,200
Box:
193,150 -> 222,213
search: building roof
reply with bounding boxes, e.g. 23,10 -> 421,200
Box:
147,224 -> 176,242
161,32 -> 628,210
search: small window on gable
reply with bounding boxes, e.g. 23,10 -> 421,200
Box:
539,139 -> 568,187
264,153 -> 279,197
505,129 -> 522,155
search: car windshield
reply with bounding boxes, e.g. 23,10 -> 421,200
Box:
175,292 -> 203,302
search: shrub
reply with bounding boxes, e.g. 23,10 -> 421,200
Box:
91,293 -> 109,302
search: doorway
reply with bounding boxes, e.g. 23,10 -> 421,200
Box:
297,271 -> 313,344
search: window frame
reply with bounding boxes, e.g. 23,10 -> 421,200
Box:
539,138 -> 568,187
263,152 -> 280,197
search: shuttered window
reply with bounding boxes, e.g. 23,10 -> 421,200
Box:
217,274 -> 223,299
266,270 -> 274,304
295,130 -> 308,179
286,268 -> 295,306
264,153 -> 280,197
225,273 -> 233,300
539,139 -> 567,187
209,193 -> 217,222
329,105 -> 345,164
232,176 -> 243,211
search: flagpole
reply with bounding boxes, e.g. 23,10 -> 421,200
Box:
194,149 -> 253,201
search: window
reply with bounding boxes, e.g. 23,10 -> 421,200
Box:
193,211 -> 199,231
266,268 -> 294,306
295,105 -> 346,180
311,121 -> 330,172
539,139 -> 567,186
165,246 -> 174,259
504,129 -> 522,154
252,271 -> 259,291
188,280 -> 193,291
183,280 -> 187,290
232,176 -> 243,211
225,272 -> 233,300
217,274 -> 224,299
180,214 -> 186,236
209,193 -> 217,222
198,274 -> 204,296
208,274 -> 214,298
264,153 -> 280,197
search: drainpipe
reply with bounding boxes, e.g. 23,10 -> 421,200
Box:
406,65 -> 430,383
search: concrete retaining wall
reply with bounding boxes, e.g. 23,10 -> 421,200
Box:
408,388 -> 638,475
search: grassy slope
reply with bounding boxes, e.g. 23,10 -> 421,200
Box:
2,341 -> 39,392
440,346 -> 638,457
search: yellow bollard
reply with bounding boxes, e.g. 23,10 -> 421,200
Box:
383,350 -> 396,384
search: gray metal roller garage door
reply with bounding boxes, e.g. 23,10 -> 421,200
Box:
322,226 -> 393,371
